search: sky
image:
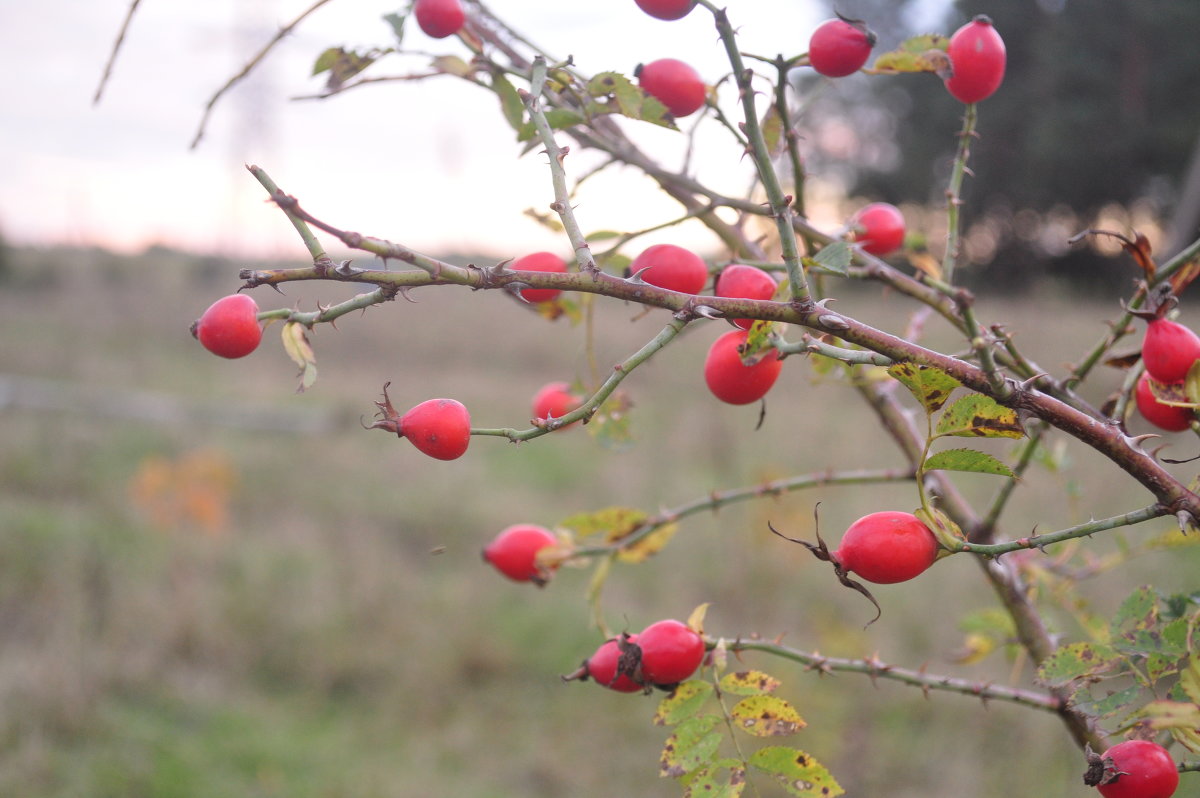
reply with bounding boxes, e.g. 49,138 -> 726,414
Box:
1,0 -> 948,260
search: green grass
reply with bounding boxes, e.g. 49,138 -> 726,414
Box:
0,246 -> 1196,796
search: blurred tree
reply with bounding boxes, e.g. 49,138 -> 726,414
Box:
797,0 -> 1200,292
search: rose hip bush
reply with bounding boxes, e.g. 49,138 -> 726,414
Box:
174,2 -> 1200,795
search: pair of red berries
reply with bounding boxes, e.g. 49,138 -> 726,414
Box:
1086,739 -> 1179,798
1134,316 -> 1200,432
807,15 -> 1005,105
572,619 -> 706,692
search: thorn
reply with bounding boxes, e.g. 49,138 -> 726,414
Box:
1127,432 -> 1162,450
693,304 -> 724,320
397,286 -> 419,303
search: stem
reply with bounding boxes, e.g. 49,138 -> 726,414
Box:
942,103 -> 978,283
706,4 -> 811,303
471,317 -> 690,442
975,423 -> 1047,543
571,468 -> 913,558
247,165 -> 329,263
958,504 -> 1169,558
727,640 -> 1065,713
256,287 -> 396,327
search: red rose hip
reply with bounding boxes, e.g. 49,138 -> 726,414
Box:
633,0 -> 694,21
637,619 -> 704,685
581,635 -> 643,692
511,251 -> 568,304
1134,373 -> 1194,432
401,398 -> 471,460
192,293 -> 262,359
638,58 -> 707,118
944,15 -> 1006,103
834,511 -> 939,584
850,202 -> 906,256
715,264 -> 778,330
808,17 -> 876,78
703,329 -> 783,405
1087,739 -> 1179,798
532,381 -> 583,428
413,0 -> 465,39
629,244 -> 708,294
1142,317 -> 1200,384
482,523 -> 559,584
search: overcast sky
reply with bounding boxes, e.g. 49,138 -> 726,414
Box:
1,1 -> 946,260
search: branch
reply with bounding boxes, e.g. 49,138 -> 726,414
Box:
727,639 -> 1065,713
93,0 -> 143,105
957,504 -> 1170,558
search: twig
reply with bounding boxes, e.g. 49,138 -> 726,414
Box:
93,0 -> 143,105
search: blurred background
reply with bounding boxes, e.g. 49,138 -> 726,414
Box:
1,1 -> 1199,796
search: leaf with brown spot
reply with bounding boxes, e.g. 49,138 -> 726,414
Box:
659,715 -> 722,778
888,363 -> 961,412
719,670 -> 781,696
655,680 -> 714,726
729,695 -> 805,737
935,393 -> 1024,439
749,746 -> 844,797
1035,642 -> 1121,688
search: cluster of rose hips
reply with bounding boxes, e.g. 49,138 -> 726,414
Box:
566,619 -> 706,693
1133,308 -> 1200,433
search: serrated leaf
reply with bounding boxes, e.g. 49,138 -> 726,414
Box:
382,12 -> 406,45
719,670 -> 780,696
759,103 -> 786,158
730,695 -> 805,737
281,321 -> 317,392
813,241 -> 852,275
1035,642 -> 1121,688
559,506 -> 647,539
1132,700 -> 1200,732
1074,685 -> 1143,718
491,72 -> 525,131
516,108 -> 586,142
586,390 -> 635,450
432,55 -> 473,78
1111,586 -> 1158,636
935,393 -> 1024,438
655,680 -> 715,726
887,362 -> 961,412
923,447 -> 1015,477
682,764 -> 746,797
587,71 -> 676,129
660,715 -> 722,778
749,747 -> 843,797
869,33 -> 950,74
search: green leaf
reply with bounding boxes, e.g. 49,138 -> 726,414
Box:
516,108 -> 587,142
491,72 -> 525,131
1111,585 -> 1158,637
870,33 -> 950,74
1074,684 -> 1142,718
312,47 -> 341,76
432,55 -> 473,78
729,695 -> 805,737
741,320 -> 778,364
759,103 -> 786,158
655,680 -> 715,726
1181,655 -> 1200,704
935,393 -> 1024,438
313,47 -> 386,90
749,747 -> 844,797
681,764 -> 746,797
382,12 -> 406,45
812,241 -> 852,275
887,363 -> 961,412
559,506 -> 674,561
587,71 -> 676,129
1035,642 -> 1121,688
281,321 -> 317,392
659,715 -> 722,778
585,391 -> 635,451
1132,700 -> 1200,732
585,230 -> 623,242
719,670 -> 781,696
923,447 -> 1015,477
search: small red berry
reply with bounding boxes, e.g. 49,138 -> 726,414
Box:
633,0 -> 694,21
1142,317 -> 1200,384
1134,373 -> 1194,432
582,635 -> 644,692
637,619 -> 704,685
638,58 -> 707,118
703,329 -> 783,405
629,244 -> 708,295
1089,740 -> 1179,798
944,15 -> 1006,104
532,381 -> 583,428
413,0 -> 465,39
850,202 -> 906,257
511,251 -> 568,304
192,294 -> 262,359
808,17 -> 876,78
714,264 -> 778,330
834,511 -> 939,584
399,398 -> 471,460
482,524 -> 559,584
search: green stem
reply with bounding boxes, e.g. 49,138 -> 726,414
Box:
727,640 -> 1065,713
471,317 -> 690,442
975,423 -> 1047,543
942,103 -> 978,284
256,287 -> 396,326
957,504 -> 1169,558
571,467 -> 913,558
248,165 -> 328,263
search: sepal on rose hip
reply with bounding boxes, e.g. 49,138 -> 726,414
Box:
366,382 -> 471,460
767,520 -> 882,627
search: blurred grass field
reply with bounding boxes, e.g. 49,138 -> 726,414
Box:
1,245 -> 1197,797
